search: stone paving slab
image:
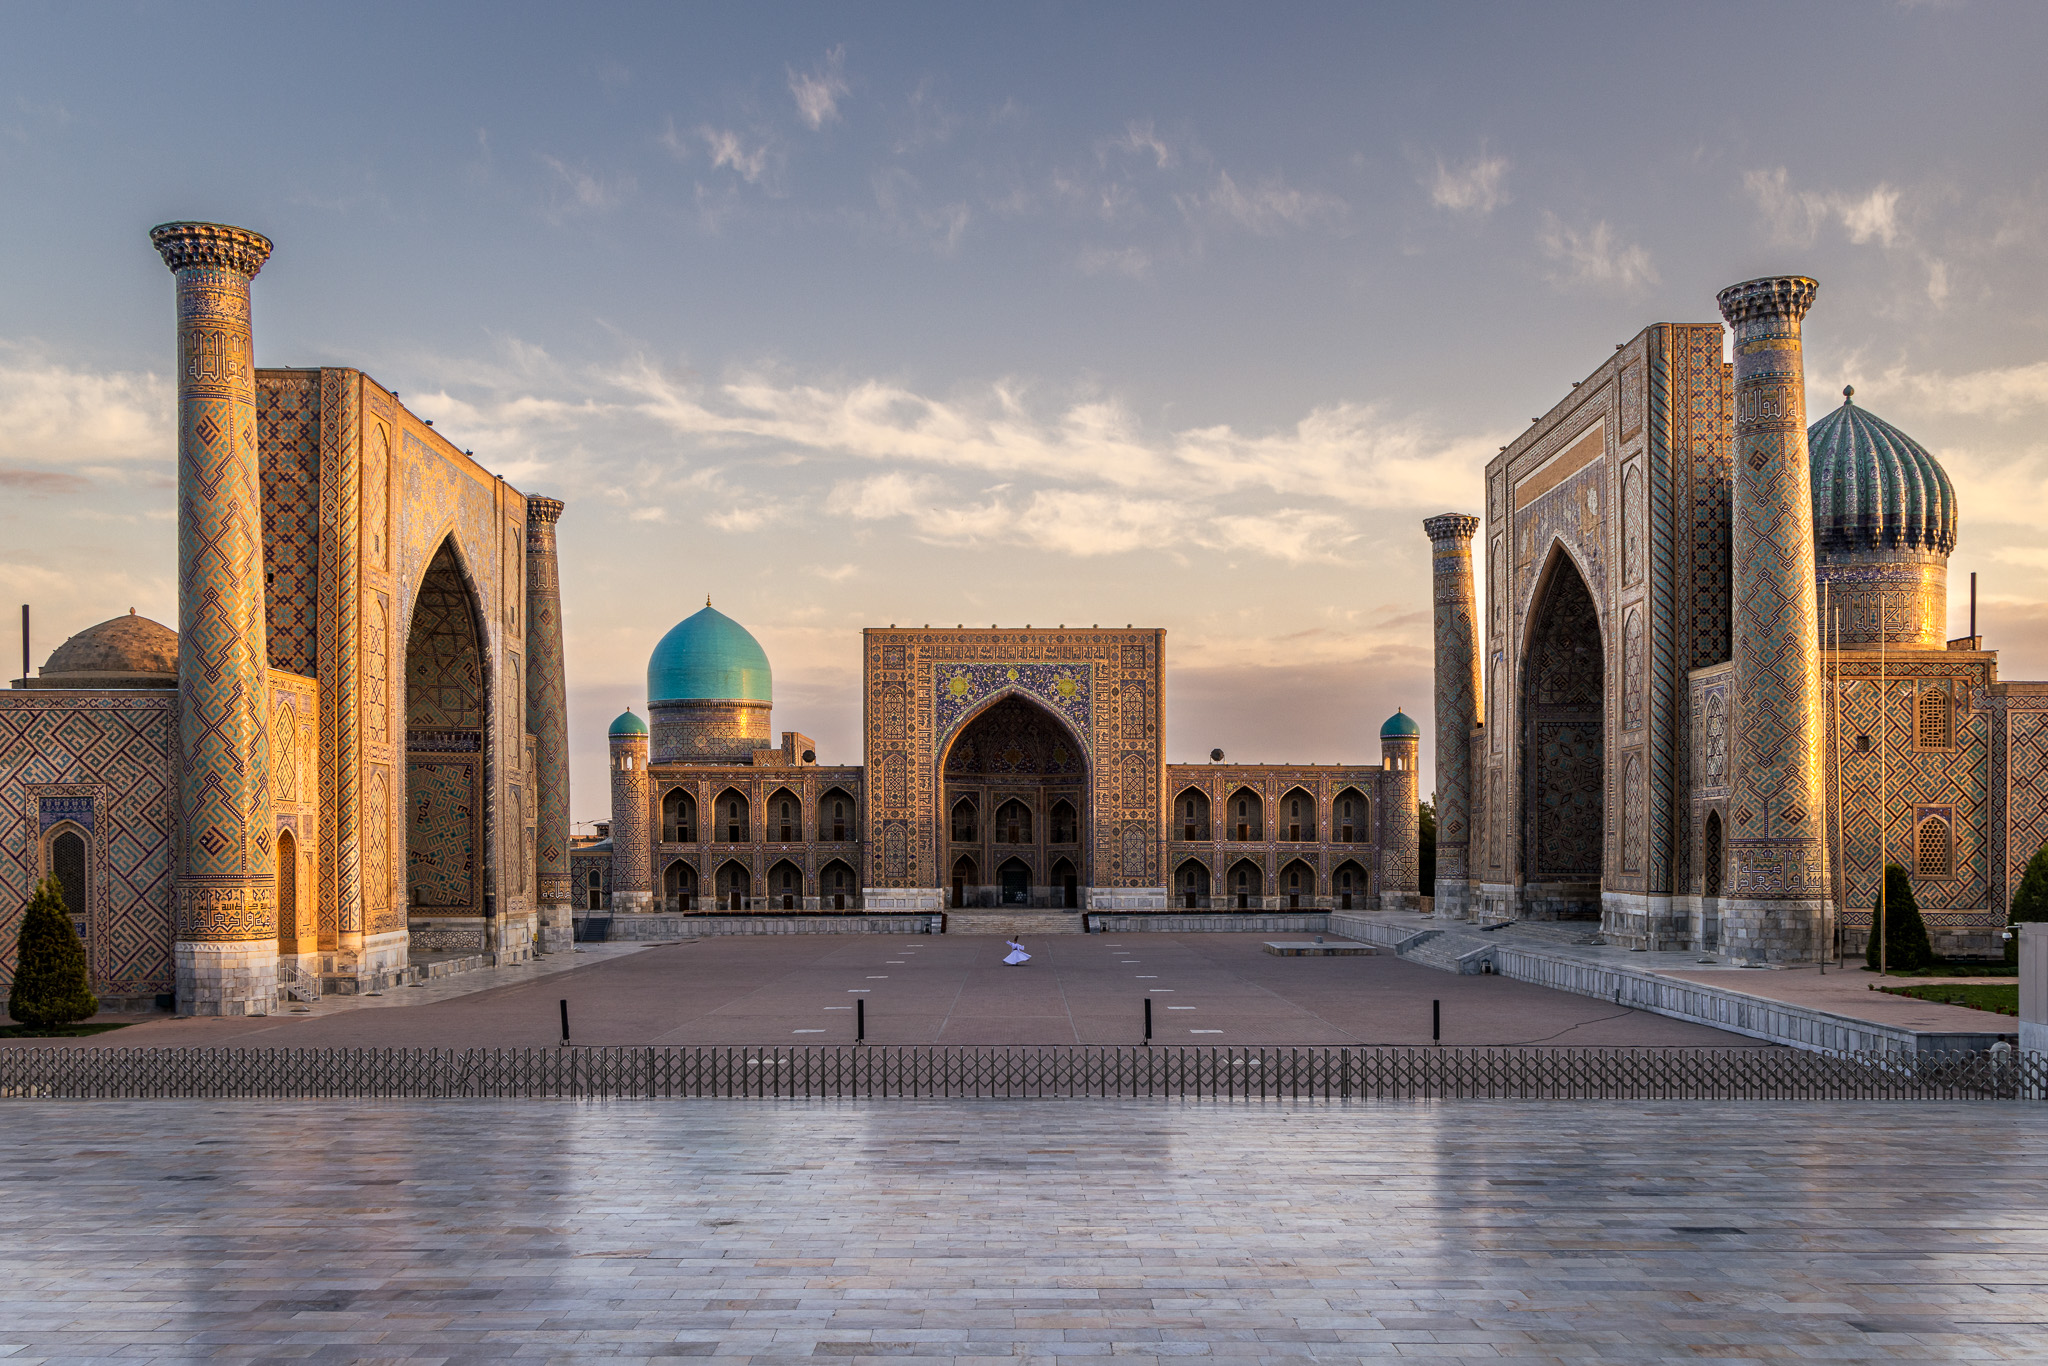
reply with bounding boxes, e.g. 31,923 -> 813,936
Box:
36,935 -> 1763,1051
0,1100 -> 2044,1361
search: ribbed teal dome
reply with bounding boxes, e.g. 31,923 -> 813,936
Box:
609,707 -> 647,737
647,605 -> 772,704
1808,389 -> 1957,555
1381,708 -> 1421,739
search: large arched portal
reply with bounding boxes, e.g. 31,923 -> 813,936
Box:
940,693 -> 1088,909
405,540 -> 491,945
1520,552 -> 1605,919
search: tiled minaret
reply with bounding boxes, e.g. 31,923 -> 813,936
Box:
1716,275 -> 1828,961
607,709 -> 653,913
524,496 -> 572,951
1379,711 -> 1422,911
1424,513 -> 1482,919
150,221 -> 277,1015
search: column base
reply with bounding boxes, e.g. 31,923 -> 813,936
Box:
1381,892 -> 1423,912
174,940 -> 277,1017
864,888 -> 945,911
1718,899 -> 1826,963
1431,880 -> 1475,919
611,891 -> 654,914
1087,887 -> 1167,911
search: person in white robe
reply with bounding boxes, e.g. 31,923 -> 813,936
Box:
1003,941 -> 1031,965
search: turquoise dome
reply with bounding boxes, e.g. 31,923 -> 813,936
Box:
609,707 -> 647,737
1809,389 -> 1957,556
1380,709 -> 1420,739
647,605 -> 772,704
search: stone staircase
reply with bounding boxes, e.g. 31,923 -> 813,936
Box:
1489,919 -> 1606,947
1394,928 -> 1497,975
943,909 -> 1086,936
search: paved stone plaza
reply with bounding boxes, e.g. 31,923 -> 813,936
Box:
49,935 -> 1758,1049
2,1100 -> 2045,1362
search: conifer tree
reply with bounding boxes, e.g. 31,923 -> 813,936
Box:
8,875 -> 98,1030
1864,863 -> 1934,974
2006,840 -> 2048,967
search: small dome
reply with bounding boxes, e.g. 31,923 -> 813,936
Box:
608,707 -> 648,737
42,611 -> 178,680
647,604 -> 771,704
1380,708 -> 1421,739
1809,389 -> 1958,556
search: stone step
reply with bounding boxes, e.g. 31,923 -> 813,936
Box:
943,910 -> 1087,936
1395,929 -> 1497,975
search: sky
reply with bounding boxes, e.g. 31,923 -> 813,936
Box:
3,1 -> 2047,829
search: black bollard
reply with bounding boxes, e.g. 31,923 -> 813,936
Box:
1432,998 -> 1440,1044
1144,996 -> 1153,1046
857,997 -> 865,1044
559,999 -> 570,1047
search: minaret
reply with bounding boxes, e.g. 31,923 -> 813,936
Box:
1716,275 -> 1828,961
525,496 -> 572,950
1379,710 -> 1422,911
1423,513 -> 1482,919
607,708 -> 653,913
150,221 -> 277,1015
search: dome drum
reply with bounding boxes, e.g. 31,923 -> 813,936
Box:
650,698 -> 773,765
1816,547 -> 1949,652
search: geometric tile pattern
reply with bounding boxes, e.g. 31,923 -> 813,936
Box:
524,497 -> 572,937
404,543 -> 484,731
156,236 -> 277,946
405,756 -> 479,910
1424,513 -> 1481,893
0,692 -> 177,997
1719,277 -> 1827,921
256,371 -> 319,678
864,630 -> 1164,893
1522,558 -> 1605,882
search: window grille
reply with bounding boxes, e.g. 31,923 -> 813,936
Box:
1917,688 -> 1953,749
1916,816 -> 1952,877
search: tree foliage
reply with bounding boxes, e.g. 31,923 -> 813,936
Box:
1865,863 -> 1934,974
8,875 -> 98,1030
2005,840 -> 2048,966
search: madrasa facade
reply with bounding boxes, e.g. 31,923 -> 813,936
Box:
0,222 -> 573,1015
575,616 -> 1421,923
1426,274 -> 2048,961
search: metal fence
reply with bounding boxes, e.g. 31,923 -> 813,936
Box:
0,1044 -> 2040,1101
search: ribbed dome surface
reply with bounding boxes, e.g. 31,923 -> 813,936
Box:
1808,391 -> 1958,555
647,605 -> 772,704
43,612 -> 178,677
1380,709 -> 1421,739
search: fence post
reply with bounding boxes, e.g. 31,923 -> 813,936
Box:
559,999 -> 570,1047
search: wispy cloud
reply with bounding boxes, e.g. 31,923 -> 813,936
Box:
0,466 -> 89,494
1859,358 -> 2048,419
1744,167 -> 1903,247
1429,150 -> 1509,216
0,347 -> 170,466
1104,118 -> 1174,170
789,46 -> 850,130
538,154 -> 633,215
1190,171 -> 1345,235
1538,214 -> 1659,291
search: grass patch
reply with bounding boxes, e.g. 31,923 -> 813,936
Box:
0,1021 -> 133,1039
1859,960 -> 2014,977
1877,982 -> 2019,1015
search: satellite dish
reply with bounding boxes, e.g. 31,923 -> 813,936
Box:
1209,748 -> 1225,763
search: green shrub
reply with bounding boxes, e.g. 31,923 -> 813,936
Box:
2006,840 -> 2048,967
1864,863 -> 1934,974
8,875 -> 98,1030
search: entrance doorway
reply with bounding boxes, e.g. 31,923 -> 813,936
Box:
998,858 -> 1031,906
1521,552 -> 1605,919
940,693 -> 1087,907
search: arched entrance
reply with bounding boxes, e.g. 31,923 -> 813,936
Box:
716,860 -> 750,911
1520,551 -> 1604,919
1176,859 -> 1210,909
940,693 -> 1088,909
276,828 -> 298,952
1228,858 -> 1263,910
406,540 -> 491,943
663,858 -> 696,912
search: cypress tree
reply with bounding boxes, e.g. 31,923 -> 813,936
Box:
1864,863 -> 1934,974
2006,840 -> 2048,967
8,875 -> 98,1030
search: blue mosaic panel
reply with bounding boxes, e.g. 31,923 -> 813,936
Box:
932,662 -> 1092,741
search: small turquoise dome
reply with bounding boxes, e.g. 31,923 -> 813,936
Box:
1381,708 -> 1421,739
1809,389 -> 1958,556
608,707 -> 647,737
647,604 -> 772,704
